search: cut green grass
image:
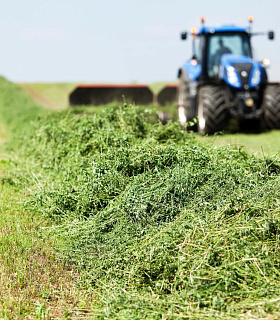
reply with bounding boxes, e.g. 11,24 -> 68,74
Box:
2,76 -> 280,318
8,101 -> 280,319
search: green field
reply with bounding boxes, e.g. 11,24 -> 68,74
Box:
203,130 -> 280,156
1,78 -> 280,318
18,83 -> 77,110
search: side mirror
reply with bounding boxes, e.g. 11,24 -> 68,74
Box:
268,31 -> 274,40
181,32 -> 188,40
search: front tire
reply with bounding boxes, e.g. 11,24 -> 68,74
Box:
177,77 -> 197,128
263,85 -> 280,129
197,86 -> 228,134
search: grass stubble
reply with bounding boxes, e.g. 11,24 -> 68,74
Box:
0,181 -> 94,319
1,77 -> 280,318
0,77 -> 94,319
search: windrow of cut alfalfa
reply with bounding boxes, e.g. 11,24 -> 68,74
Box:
4,96 -> 280,318
51,143 -> 280,318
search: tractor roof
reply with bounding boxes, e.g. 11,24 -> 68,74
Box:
197,25 -> 249,35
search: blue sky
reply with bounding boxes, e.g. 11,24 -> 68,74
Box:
0,0 -> 279,83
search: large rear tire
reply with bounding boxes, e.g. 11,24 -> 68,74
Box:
197,86 -> 228,134
263,85 -> 280,129
177,77 -> 196,128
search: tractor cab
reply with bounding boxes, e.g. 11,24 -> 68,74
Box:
182,24 -> 262,84
205,29 -> 252,78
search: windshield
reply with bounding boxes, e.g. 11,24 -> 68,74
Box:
207,33 -> 252,77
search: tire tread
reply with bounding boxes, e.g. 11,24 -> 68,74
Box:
199,85 -> 228,134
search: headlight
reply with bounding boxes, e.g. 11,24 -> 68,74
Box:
226,66 -> 241,88
250,67 -> 261,87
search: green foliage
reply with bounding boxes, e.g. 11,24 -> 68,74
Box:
2,77 -> 280,318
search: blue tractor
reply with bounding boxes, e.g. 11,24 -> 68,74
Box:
178,16 -> 280,134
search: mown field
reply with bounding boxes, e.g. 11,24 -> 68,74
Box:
19,81 -> 280,157
18,83 -> 77,110
1,77 -> 280,319
17,82 -> 172,111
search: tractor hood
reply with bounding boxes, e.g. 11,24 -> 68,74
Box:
219,54 -> 264,89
